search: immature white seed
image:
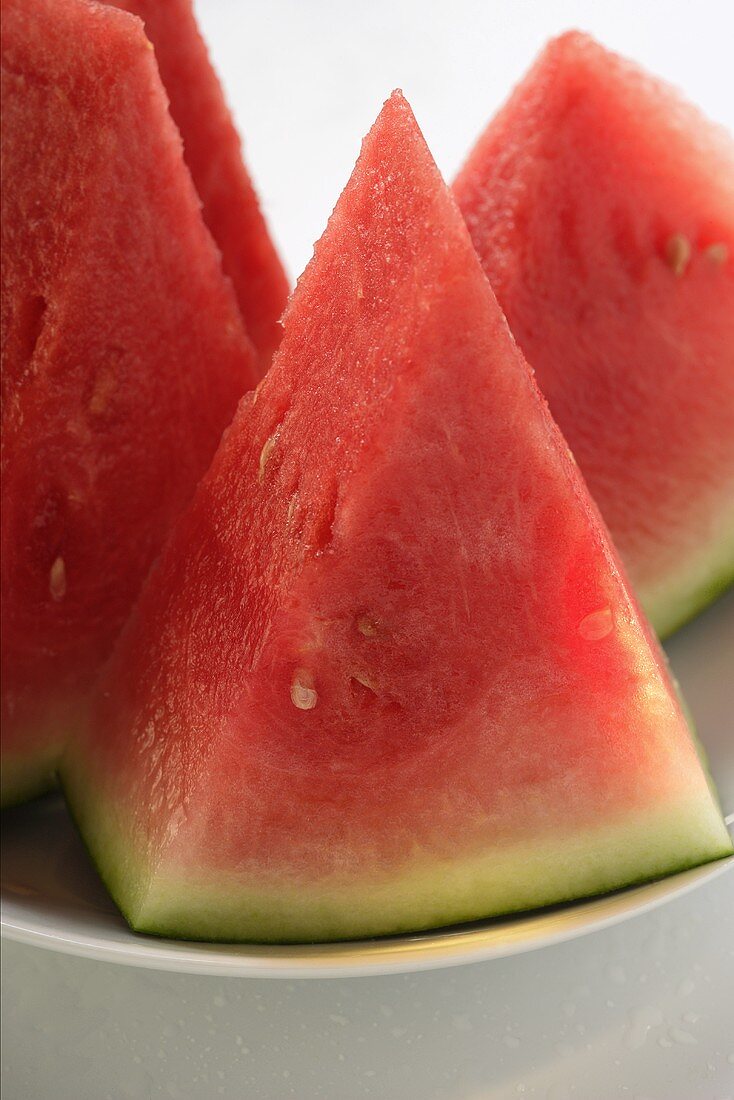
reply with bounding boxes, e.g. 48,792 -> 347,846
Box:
88,368 -> 116,415
356,614 -> 379,638
705,242 -> 729,266
258,434 -> 277,482
578,607 -> 614,641
665,234 -> 691,277
290,670 -> 318,710
49,556 -> 67,601
351,672 -> 378,694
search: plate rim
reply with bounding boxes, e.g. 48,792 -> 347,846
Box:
3,830 -> 732,979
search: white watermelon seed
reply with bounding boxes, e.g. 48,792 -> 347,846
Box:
49,557 -> 67,601
665,234 -> 691,277
88,368 -> 116,415
291,671 -> 318,710
705,242 -> 729,266
578,607 -> 614,641
357,614 -> 379,637
258,434 -> 277,482
352,672 -> 378,694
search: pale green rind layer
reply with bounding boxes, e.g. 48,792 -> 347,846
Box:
645,516 -> 734,639
63,772 -> 732,943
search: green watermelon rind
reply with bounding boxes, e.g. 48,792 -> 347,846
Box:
62,770 -> 732,944
135,843 -> 734,944
1,699 -> 80,808
1,747 -> 59,809
652,558 -> 734,640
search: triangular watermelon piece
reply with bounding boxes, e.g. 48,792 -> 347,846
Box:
454,31 -> 734,638
63,93 -> 732,943
107,0 -> 289,369
1,0 -> 259,806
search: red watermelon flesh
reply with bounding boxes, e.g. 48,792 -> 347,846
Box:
1,0 -> 258,806
108,0 -> 289,370
454,32 -> 734,638
63,92 -> 732,943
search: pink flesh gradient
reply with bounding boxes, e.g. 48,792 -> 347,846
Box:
1,0 -> 257,804
453,32 -> 734,636
64,93 -> 731,941
107,0 -> 288,369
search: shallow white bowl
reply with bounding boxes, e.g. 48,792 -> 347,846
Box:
2,593 -> 732,979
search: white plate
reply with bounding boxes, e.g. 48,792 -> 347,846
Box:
2,593 -> 732,979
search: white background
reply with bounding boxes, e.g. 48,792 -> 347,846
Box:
195,0 -> 734,281
3,2 -> 734,1097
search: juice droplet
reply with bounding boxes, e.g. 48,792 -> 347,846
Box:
578,607 -> 614,641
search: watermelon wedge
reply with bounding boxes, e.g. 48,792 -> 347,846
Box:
107,0 -> 289,369
62,92 -> 732,944
453,32 -> 734,638
1,0 -> 258,806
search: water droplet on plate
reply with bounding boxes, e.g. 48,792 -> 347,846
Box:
624,1006 -> 663,1050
